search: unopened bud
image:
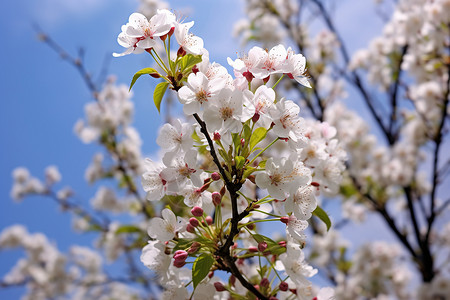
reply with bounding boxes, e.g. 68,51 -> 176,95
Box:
149,73 -> 160,78
208,271 -> 214,278
213,131 -> 221,141
279,281 -> 289,291
211,172 -> 220,181
247,223 -> 255,230
248,246 -> 258,252
240,138 -> 245,148
212,192 -> 222,206
173,260 -> 186,268
177,46 -> 186,57
258,241 -> 268,252
278,241 -> 287,248
214,282 -> 226,292
220,185 -> 226,196
260,277 -> 270,287
186,223 -> 196,233
173,250 -> 188,262
189,217 -> 200,227
191,206 -> 204,217
188,242 -> 201,254
205,216 -> 213,225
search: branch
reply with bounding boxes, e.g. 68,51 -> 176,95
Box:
192,113 -> 268,300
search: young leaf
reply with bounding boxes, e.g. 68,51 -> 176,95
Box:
179,54 -> 203,73
249,127 -> 267,150
192,253 -> 215,289
129,67 -> 158,91
153,81 -> 169,113
313,205 -> 332,231
235,156 -> 245,170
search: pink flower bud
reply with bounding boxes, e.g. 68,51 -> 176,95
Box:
278,241 -> 286,248
260,277 -> 269,287
186,223 -> 196,233
208,271 -> 214,278
173,259 -> 186,268
279,281 -> 289,291
211,172 -> 221,181
258,241 -> 268,252
213,131 -> 221,141
240,138 -> 245,148
189,217 -> 200,227
212,192 -> 222,206
205,216 -> 213,225
188,242 -> 201,254
214,282 -> 226,292
249,246 -> 258,252
191,206 -> 204,217
173,250 -> 188,262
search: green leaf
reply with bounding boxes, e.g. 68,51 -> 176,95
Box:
179,54 -> 203,73
235,156 -> 245,170
129,68 -> 158,91
313,205 -> 332,231
153,81 -> 169,113
115,225 -> 142,234
172,238 -> 193,252
192,254 -> 215,289
249,127 -> 267,150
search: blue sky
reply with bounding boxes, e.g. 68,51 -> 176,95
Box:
0,0 -> 391,298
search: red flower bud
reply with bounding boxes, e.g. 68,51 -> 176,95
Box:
173,259 -> 186,268
177,46 -> 186,57
213,131 -> 221,141
258,241 -> 268,252
173,250 -> 188,262
191,206 -> 204,217
260,277 -> 269,287
212,192 -> 222,206
279,281 -> 289,291
248,246 -> 258,252
214,282 -> 226,292
205,216 -> 213,225
211,172 -> 221,181
186,223 -> 196,233
189,217 -> 200,227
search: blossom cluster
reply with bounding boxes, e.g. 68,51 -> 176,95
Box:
0,225 -> 139,300
112,9 -> 346,300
